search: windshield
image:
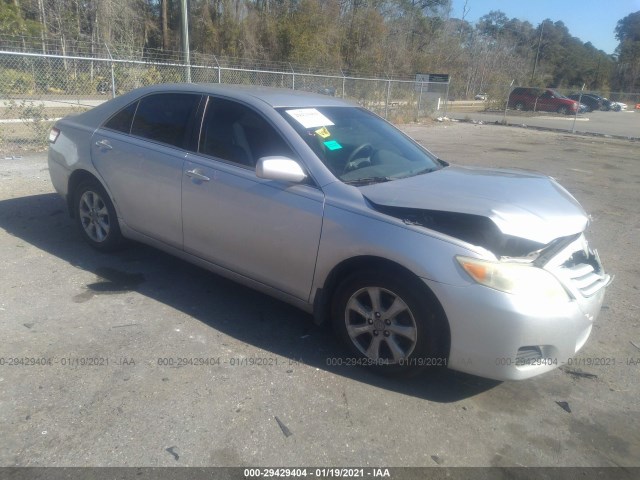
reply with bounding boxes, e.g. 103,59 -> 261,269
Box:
278,106 -> 442,184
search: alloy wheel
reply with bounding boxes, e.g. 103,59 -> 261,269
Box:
78,190 -> 110,242
344,286 -> 418,363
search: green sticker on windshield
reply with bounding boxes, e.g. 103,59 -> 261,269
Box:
324,140 -> 342,151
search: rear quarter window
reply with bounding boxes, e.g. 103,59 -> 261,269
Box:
103,102 -> 138,134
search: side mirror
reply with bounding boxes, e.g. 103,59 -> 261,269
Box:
256,156 -> 307,183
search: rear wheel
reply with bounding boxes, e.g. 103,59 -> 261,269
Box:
514,102 -> 525,111
331,270 -> 448,375
74,179 -> 123,251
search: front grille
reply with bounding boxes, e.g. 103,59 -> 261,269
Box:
564,258 -> 609,297
555,246 -> 610,298
541,234 -> 611,298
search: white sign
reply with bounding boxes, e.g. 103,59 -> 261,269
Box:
286,108 -> 334,129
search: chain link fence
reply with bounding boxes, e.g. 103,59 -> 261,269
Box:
0,40 -> 450,154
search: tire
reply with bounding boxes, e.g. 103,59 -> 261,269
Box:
612,104 -> 621,112
74,179 -> 123,252
514,102 -> 525,111
557,106 -> 568,115
331,269 -> 448,375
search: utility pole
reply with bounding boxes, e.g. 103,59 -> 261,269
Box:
181,0 -> 191,83
531,20 -> 545,84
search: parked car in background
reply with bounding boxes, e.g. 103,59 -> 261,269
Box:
318,86 -> 336,97
582,94 -> 619,111
474,93 -> 487,101
508,87 -> 578,114
611,101 -> 627,111
568,93 -> 601,112
48,83 -> 610,381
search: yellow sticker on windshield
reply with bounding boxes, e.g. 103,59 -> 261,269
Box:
315,126 -> 331,139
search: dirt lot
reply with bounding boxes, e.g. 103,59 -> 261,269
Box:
0,122 -> 639,470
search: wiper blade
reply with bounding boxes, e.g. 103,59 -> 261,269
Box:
397,167 -> 438,179
343,176 -> 392,186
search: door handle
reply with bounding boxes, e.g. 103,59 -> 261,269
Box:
95,139 -> 112,150
185,169 -> 211,182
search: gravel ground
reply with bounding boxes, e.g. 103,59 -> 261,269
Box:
0,122 -> 638,469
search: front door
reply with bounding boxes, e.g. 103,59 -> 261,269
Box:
181,97 -> 324,301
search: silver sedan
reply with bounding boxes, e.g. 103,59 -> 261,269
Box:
48,84 -> 610,380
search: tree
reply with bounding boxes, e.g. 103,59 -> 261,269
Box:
0,0 -> 30,35
614,11 -> 640,91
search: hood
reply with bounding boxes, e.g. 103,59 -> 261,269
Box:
359,165 -> 588,245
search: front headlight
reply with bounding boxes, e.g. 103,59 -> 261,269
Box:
456,256 -> 570,301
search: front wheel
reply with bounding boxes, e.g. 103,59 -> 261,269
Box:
74,179 -> 123,251
331,270 -> 448,375
514,102 -> 525,111
557,106 -> 569,115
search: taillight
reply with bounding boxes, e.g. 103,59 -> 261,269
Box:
49,127 -> 60,143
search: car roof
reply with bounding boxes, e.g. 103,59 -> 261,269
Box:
62,82 -> 359,139
125,83 -> 354,109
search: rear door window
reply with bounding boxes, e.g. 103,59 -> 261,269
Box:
130,93 -> 202,149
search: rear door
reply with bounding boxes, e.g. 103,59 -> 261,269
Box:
91,92 -> 202,248
181,96 -> 324,300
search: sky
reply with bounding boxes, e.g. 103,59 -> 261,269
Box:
450,0 -> 640,54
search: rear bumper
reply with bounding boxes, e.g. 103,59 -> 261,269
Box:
48,150 -> 70,201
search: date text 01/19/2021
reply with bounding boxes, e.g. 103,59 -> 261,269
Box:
244,468 -> 391,477
156,356 -> 303,367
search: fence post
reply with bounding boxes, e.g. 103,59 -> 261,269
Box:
340,69 -> 346,98
104,43 -> 116,98
503,80 -> 514,124
289,63 -> 295,90
571,83 -> 586,133
213,54 -> 221,83
443,80 -> 450,118
385,78 -> 391,119
417,81 -> 424,120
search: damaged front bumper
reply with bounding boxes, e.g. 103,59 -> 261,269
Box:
427,234 -> 611,381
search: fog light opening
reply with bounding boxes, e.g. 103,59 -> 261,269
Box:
517,346 -> 543,363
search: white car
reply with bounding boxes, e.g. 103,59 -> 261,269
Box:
47,83 -> 611,381
611,101 -> 628,111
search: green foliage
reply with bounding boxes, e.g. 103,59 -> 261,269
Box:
0,1 -> 27,35
614,11 -> 640,91
5,99 -> 54,150
0,68 -> 36,94
0,1 -> 634,100
615,11 -> 640,42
